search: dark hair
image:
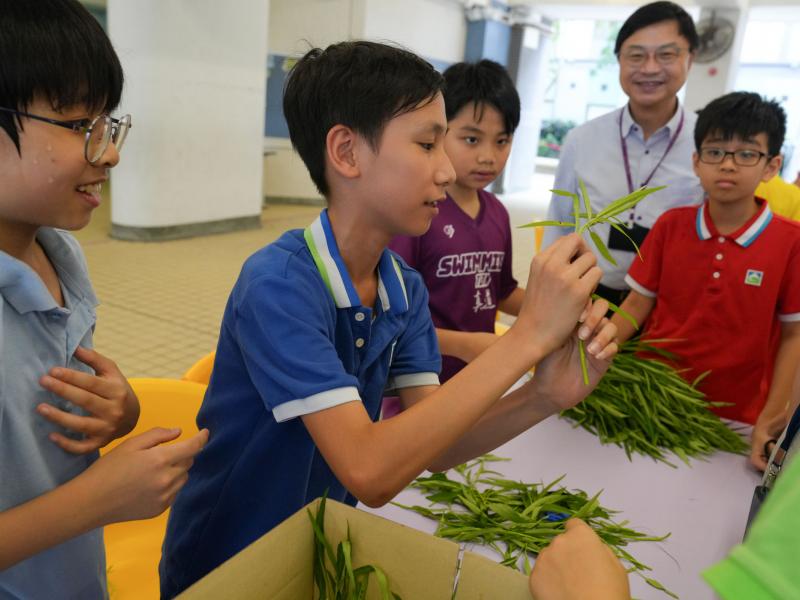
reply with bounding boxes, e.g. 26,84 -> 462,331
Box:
694,92 -> 786,157
0,0 -> 123,153
442,60 -> 520,135
615,1 -> 699,55
283,41 -> 443,196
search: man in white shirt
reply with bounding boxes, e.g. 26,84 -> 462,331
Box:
542,1 -> 703,305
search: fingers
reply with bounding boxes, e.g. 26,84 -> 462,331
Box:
72,346 -> 119,376
563,518 -> 588,533
750,447 -> 768,472
36,403 -> 108,437
119,427 -> 183,451
585,319 -> 619,361
47,431 -> 104,455
160,429 -> 209,463
39,372 -> 109,414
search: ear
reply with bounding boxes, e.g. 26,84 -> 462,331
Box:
325,124 -> 361,180
691,150 -> 700,176
762,154 -> 783,183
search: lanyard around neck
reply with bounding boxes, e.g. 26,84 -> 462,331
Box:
619,105 -> 684,194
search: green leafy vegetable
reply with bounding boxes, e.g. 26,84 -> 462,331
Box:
562,340 -> 749,466
309,495 -> 402,600
395,455 -> 675,598
520,181 -> 664,384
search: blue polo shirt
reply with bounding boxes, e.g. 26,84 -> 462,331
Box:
160,210 -> 440,597
0,229 -> 105,599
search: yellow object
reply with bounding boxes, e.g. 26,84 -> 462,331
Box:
757,176 -> 800,221
182,352 -> 216,385
535,226 -> 544,253
102,378 -> 207,600
494,321 -> 510,335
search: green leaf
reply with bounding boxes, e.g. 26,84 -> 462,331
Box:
518,220 -> 576,229
589,230 -> 617,266
592,293 -> 638,330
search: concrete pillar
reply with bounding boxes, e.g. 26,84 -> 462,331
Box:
684,4 -> 749,113
500,15 -> 554,193
107,0 -> 269,240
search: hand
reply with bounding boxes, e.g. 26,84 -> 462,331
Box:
81,427 -> 209,524
529,519 -> 630,600
529,297 -> 618,414
37,347 -> 140,454
515,234 -> 603,356
750,411 -> 788,471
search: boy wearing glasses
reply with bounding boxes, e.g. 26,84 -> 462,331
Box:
542,1 -> 704,307
0,1 -> 207,596
612,92 -> 800,472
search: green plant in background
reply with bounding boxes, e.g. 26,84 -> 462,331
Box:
562,340 -> 750,466
520,181 -> 664,384
309,495 -> 402,600
395,456 -> 676,598
537,119 -> 576,158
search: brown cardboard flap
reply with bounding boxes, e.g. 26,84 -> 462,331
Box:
454,551 -> 530,600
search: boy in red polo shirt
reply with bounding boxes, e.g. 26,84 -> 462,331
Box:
613,92 -> 800,470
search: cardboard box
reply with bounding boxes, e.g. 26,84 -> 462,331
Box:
178,498 -> 530,599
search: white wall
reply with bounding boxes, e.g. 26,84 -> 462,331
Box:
108,0 -> 268,231
263,0 -> 466,203
362,0 -> 466,63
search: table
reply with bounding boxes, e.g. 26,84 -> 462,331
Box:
360,414 -> 760,599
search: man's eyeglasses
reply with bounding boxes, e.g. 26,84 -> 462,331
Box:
619,45 -> 689,67
0,107 -> 131,164
699,147 -> 769,167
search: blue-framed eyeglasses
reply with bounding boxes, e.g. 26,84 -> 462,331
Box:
0,107 -> 131,164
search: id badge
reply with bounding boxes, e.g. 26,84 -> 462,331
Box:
607,223 -> 651,252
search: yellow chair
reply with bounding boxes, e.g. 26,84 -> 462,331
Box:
102,378 -> 207,600
182,351 -> 216,386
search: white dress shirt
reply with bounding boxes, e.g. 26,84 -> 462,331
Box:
542,103 -> 704,289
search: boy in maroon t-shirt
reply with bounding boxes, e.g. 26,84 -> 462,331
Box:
613,92 -> 800,470
390,60 -> 525,382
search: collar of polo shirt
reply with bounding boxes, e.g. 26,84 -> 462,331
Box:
304,209 -> 409,314
695,199 -> 773,248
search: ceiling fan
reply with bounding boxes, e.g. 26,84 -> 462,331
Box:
694,11 -> 736,64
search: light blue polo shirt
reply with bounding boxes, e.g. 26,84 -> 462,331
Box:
0,228 -> 106,599
160,210 -> 441,598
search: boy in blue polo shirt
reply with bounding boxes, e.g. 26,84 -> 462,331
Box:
613,92 -> 800,471
0,1 -> 208,597
160,40 -> 619,597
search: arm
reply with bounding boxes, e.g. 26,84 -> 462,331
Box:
529,519 -> 631,600
405,302 -> 617,472
302,234 -> 605,507
497,286 -> 525,317
37,347 -> 140,453
750,321 -> 800,470
435,328 -> 498,363
611,290 -> 655,344
0,427 -> 208,570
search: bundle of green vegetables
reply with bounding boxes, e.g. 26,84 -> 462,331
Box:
308,495 -> 402,600
520,180 -> 663,384
562,340 -> 750,466
395,456 -> 676,598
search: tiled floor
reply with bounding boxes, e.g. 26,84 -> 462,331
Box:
74,174 -> 553,379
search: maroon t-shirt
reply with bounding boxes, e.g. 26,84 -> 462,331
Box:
390,189 -> 518,382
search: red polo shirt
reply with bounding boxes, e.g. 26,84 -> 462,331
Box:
626,200 -> 800,424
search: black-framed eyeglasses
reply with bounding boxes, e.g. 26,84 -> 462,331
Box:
619,44 -> 689,67
0,107 -> 131,165
699,147 -> 769,167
